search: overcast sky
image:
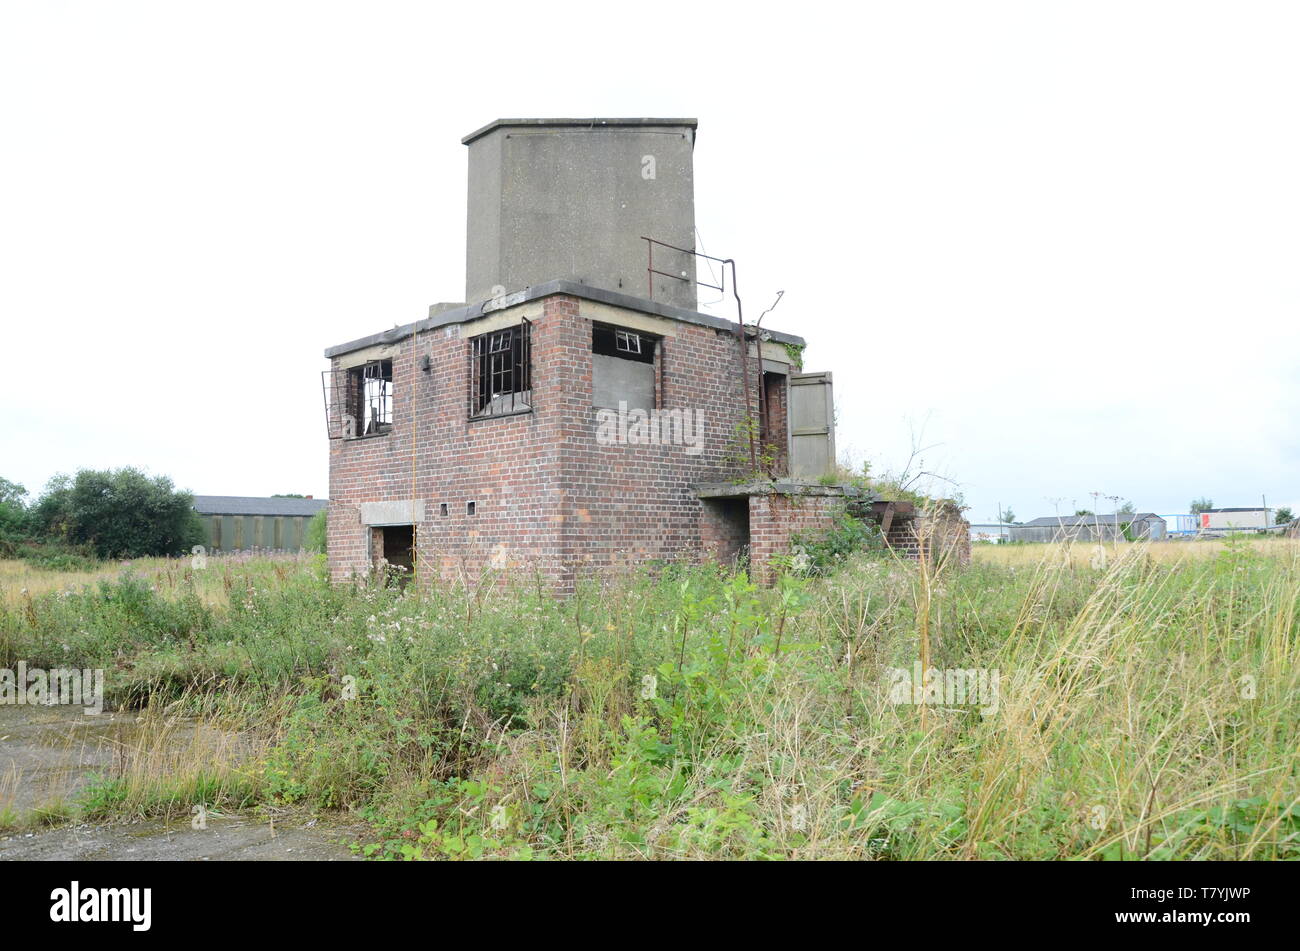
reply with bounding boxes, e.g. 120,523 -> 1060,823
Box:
2,1 -> 1296,523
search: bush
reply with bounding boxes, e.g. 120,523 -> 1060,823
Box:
21,545 -> 100,572
0,477 -> 33,555
31,468 -> 205,559
305,509 -> 327,553
791,514 -> 885,574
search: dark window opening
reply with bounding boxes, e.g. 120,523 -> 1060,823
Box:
439,503 -> 448,517
469,321 -> 531,418
466,501 -> 476,516
593,323 -> 655,364
761,371 -> 789,476
345,359 -> 393,437
592,322 -> 659,411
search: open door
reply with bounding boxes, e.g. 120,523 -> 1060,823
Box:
789,371 -> 835,479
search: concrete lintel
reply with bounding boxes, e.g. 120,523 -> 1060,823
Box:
359,500 -> 424,526
695,481 -> 875,500
324,279 -> 806,358
870,499 -> 917,518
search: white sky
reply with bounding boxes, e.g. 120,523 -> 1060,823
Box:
2,1 -> 1297,523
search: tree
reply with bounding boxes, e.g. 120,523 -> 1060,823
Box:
1117,500 -> 1136,515
1000,508 -> 1016,524
1190,497 -> 1214,514
32,468 -> 204,559
1275,506 -> 1294,525
0,476 -> 31,543
1074,509 -> 1094,517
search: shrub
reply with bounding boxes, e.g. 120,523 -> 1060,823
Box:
791,514 -> 885,574
31,468 -> 205,559
305,509 -> 327,553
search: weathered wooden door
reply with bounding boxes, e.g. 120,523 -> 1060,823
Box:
789,371 -> 835,479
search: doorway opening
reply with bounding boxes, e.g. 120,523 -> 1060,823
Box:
373,524 -> 415,588
701,497 -> 750,570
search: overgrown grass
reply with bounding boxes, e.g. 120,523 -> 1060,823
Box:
0,551 -> 316,609
0,540 -> 1295,859
973,535 -> 1295,567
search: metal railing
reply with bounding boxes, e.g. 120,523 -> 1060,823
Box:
640,236 -> 726,302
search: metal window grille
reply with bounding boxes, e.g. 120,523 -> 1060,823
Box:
359,360 -> 393,434
321,359 -> 392,439
469,319 -> 531,418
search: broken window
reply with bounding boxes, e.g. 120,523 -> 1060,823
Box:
469,320 -> 531,418
593,323 -> 654,364
344,359 -> 393,436
592,322 -> 657,410
615,329 -> 641,355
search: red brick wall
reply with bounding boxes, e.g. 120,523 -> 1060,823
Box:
748,492 -> 847,586
327,294 -> 775,591
883,503 -> 971,568
328,305 -> 567,586
552,300 -> 768,587
700,497 -> 750,568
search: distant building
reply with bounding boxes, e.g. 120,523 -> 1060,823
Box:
1198,508 -> 1273,531
969,523 -> 1011,543
1013,513 -> 1167,543
1161,514 -> 1201,536
193,496 -> 327,552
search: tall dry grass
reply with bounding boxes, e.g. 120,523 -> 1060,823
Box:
973,535 -> 1298,568
2,541 -> 1295,859
0,552 -> 315,609
382,537 -> 1298,859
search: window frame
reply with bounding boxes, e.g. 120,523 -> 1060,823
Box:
343,358 -> 394,439
468,319 -> 532,420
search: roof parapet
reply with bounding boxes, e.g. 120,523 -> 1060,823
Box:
324,279 -> 805,359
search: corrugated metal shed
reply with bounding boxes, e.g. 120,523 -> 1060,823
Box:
192,496 -> 327,552
1011,513 -> 1166,543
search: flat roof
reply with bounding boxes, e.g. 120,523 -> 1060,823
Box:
324,279 -> 806,359
463,117 -> 698,146
193,495 -> 327,517
695,481 -> 875,500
